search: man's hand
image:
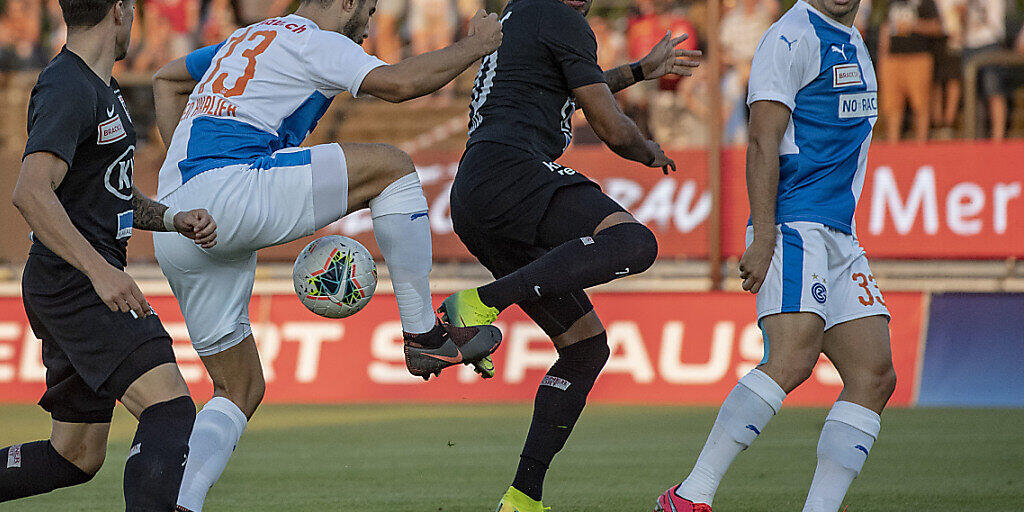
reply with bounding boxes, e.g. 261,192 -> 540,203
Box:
640,32 -> 702,81
88,265 -> 152,318
738,236 -> 776,294
645,140 -> 677,174
173,209 -> 218,248
466,9 -> 503,56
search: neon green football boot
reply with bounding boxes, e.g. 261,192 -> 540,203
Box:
496,486 -> 549,512
437,288 -> 499,378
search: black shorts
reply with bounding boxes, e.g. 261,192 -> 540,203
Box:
23,255 -> 176,423
451,142 -> 627,337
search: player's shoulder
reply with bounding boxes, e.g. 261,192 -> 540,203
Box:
761,4 -> 815,48
516,0 -> 589,29
32,51 -> 99,107
301,24 -> 366,55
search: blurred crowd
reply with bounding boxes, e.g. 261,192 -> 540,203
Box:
2,0 -> 1024,147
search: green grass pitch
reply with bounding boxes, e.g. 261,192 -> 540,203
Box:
2,404 -> 1022,511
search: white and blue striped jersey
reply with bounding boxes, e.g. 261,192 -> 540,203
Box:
156,14 -> 386,200
747,1 -> 877,235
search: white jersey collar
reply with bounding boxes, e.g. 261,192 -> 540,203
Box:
284,13 -> 320,30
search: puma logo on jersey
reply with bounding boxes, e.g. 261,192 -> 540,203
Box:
830,44 -> 847,60
106,105 -> 116,117
779,34 -> 796,50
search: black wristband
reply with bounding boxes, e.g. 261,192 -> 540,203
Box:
629,61 -> 645,83
644,149 -> 657,167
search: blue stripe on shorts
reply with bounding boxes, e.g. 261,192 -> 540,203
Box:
779,223 -> 804,313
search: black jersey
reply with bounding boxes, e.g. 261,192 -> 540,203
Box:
24,47 -> 137,269
465,0 -> 606,161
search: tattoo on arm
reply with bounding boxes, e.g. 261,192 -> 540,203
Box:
131,187 -> 171,231
604,65 -> 637,94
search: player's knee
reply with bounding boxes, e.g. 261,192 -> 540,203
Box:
865,362 -> 897,403
378,144 -> 415,182
561,331 -> 609,373
764,358 -> 816,392
631,223 -> 659,273
54,438 -> 106,477
598,222 -> 658,275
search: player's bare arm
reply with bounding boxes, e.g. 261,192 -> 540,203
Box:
13,151 -> 151,317
574,82 -> 676,174
738,100 -> 790,294
360,9 -> 501,102
130,187 -> 217,248
152,57 -> 195,147
604,32 -> 702,94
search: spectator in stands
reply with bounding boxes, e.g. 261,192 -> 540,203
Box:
371,0 -> 406,64
932,0 -> 963,138
626,0 -> 699,140
408,0 -> 455,103
199,0 -> 242,45
148,0 -> 197,58
880,0 -> 944,142
719,0 -> 773,144
409,0 -> 453,57
0,0 -> 46,71
959,0 -> 1008,141
43,0 -> 67,56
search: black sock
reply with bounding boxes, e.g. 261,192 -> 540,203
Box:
478,223 -> 658,311
123,396 -> 196,512
512,333 -> 610,501
404,321 -> 445,349
0,440 -> 93,501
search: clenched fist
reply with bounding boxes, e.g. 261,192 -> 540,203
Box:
173,208 -> 218,249
467,9 -> 503,56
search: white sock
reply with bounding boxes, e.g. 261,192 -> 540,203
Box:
676,369 -> 786,505
176,397 -> 248,512
802,401 -> 880,512
369,173 -> 435,334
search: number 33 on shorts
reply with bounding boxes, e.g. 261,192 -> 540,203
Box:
748,221 -> 890,331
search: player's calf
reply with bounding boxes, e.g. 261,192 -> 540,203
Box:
343,143 -> 418,213
124,396 -> 196,511
0,440 -> 96,501
512,331 -> 610,501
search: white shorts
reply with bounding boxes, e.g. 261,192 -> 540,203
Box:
747,221 -> 890,332
154,143 -> 349,356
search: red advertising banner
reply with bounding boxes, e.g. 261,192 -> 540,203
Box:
3,141 -> 1018,263
242,140 -> 1022,262
722,141 -> 1024,259
0,291 -> 924,407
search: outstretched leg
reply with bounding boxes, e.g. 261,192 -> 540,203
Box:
0,421 -> 105,502
666,312 -> 822,509
338,143 -> 440,340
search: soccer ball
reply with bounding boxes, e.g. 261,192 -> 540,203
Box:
293,235 -> 377,318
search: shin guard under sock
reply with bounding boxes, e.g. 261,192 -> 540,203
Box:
124,396 -> 196,511
512,333 -> 610,500
0,440 -> 92,501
